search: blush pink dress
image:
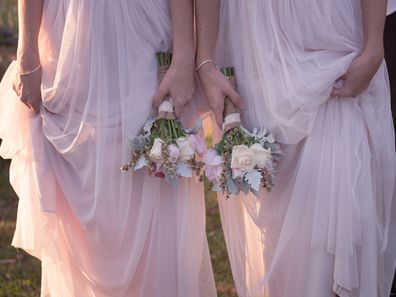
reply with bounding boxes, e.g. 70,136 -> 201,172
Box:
213,0 -> 396,296
0,1 -> 216,296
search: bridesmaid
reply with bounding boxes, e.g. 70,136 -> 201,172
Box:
196,0 -> 395,296
0,0 -> 216,296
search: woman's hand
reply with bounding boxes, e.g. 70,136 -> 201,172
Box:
198,63 -> 244,127
153,61 -> 195,117
13,56 -> 42,114
331,50 -> 384,98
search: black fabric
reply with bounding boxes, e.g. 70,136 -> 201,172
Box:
385,12 -> 396,131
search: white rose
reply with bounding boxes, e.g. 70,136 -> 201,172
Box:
231,145 -> 256,172
250,143 -> 272,168
149,138 -> 164,163
176,137 -> 195,161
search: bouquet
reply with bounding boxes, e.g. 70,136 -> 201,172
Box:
203,67 -> 282,197
121,53 -> 206,185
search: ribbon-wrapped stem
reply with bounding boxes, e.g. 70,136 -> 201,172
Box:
156,52 -> 176,120
221,67 -> 241,132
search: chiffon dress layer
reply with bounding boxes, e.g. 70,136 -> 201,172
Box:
212,0 -> 396,296
0,1 -> 217,296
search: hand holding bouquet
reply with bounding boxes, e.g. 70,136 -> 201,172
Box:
121,53 -> 206,185
203,67 -> 282,197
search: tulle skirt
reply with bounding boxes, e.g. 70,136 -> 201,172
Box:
214,0 -> 396,296
0,1 -> 216,296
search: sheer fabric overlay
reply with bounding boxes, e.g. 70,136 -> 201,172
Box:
0,1 -> 216,296
213,0 -> 396,296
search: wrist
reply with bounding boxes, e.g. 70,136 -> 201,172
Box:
362,43 -> 384,59
172,44 -> 195,67
197,62 -> 218,78
361,46 -> 384,63
17,50 -> 40,72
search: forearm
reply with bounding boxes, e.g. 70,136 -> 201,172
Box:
195,0 -> 220,63
169,0 -> 194,66
17,0 -> 44,70
360,0 -> 387,55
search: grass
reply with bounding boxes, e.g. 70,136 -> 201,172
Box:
0,159 -> 42,297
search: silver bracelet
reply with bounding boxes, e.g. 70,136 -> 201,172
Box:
18,64 -> 41,76
196,59 -> 218,71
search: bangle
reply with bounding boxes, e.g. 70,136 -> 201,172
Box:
196,59 -> 218,71
18,64 -> 41,76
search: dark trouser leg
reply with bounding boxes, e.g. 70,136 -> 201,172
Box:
384,12 -> 396,295
384,12 -> 396,132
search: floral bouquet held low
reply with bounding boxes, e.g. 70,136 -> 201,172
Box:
203,67 -> 282,197
121,53 -> 206,185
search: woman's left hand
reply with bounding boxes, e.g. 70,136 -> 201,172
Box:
331,50 -> 384,98
152,61 -> 195,117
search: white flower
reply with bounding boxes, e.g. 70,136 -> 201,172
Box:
231,145 -> 256,172
149,138 -> 164,163
250,143 -> 272,168
176,137 -> 195,161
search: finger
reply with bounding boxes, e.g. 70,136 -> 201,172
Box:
12,82 -> 19,96
214,109 -> 223,128
331,87 -> 340,97
331,73 -> 349,97
30,100 -> 41,114
174,102 -> 183,118
225,87 -> 245,109
152,86 -> 168,107
335,81 -> 353,98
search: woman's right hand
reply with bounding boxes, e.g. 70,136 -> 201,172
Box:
13,56 -> 42,114
198,63 -> 244,127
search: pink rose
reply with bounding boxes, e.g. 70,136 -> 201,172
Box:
188,134 -> 206,155
203,149 -> 223,183
168,144 -> 180,163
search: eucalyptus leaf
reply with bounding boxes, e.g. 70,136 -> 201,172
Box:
227,178 -> 240,195
242,181 -> 250,195
165,171 -> 179,186
143,117 -> 156,134
134,156 -> 148,171
129,135 -> 150,151
212,183 -> 222,193
244,170 -> 262,192
176,162 -> 193,178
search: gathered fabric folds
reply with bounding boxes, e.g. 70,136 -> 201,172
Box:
0,1 -> 216,296
214,0 -> 396,296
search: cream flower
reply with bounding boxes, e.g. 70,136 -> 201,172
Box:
149,138 -> 164,163
250,143 -> 272,168
231,145 -> 256,172
176,137 -> 195,161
